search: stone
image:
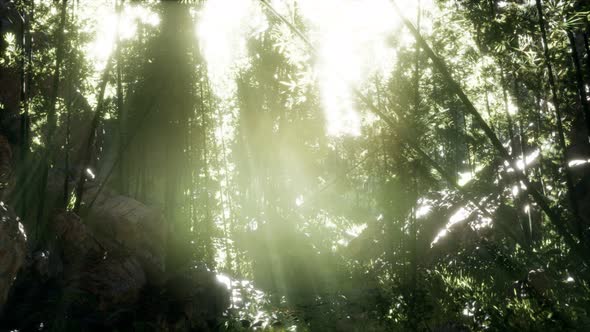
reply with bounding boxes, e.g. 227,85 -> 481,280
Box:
0,202 -> 27,314
84,187 -> 166,284
164,265 -> 230,330
71,253 -> 147,311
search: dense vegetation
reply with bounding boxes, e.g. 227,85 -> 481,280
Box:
1,0 -> 590,330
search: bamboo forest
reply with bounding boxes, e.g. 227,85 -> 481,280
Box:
3,0 -> 590,331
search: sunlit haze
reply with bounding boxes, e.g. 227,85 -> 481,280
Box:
197,0 -> 432,136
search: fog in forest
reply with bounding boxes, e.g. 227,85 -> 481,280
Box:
1,0 -> 590,331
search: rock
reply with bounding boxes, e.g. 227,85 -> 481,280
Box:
164,265 -> 230,330
48,210 -> 146,313
0,135 -> 12,189
50,211 -> 103,266
0,134 -> 12,198
70,253 -> 146,312
84,187 -> 166,284
0,202 -> 27,314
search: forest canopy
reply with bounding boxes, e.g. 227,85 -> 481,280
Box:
1,0 -> 590,331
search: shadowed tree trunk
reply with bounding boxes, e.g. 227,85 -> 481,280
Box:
535,0 -> 584,242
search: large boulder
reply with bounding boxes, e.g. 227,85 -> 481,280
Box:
0,133 -> 24,315
161,265 -> 230,331
50,211 -> 146,317
50,211 -> 103,267
70,253 -> 146,312
83,186 -> 167,284
0,134 -> 12,199
0,202 -> 26,314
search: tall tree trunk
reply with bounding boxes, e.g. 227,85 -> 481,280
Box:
116,0 -> 127,194
500,71 -> 516,153
16,0 -> 33,218
201,81 -> 214,269
35,0 -> 67,238
513,79 -> 533,247
72,56 -> 114,213
535,0 -> 584,241
409,3 -> 421,330
46,0 -> 67,150
584,27 -> 590,88
568,30 -> 590,139
501,73 -> 530,247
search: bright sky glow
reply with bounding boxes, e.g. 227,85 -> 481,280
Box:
198,0 -> 433,136
79,0 -> 438,136
297,0 -> 401,136
84,2 -> 160,71
197,0 -> 267,98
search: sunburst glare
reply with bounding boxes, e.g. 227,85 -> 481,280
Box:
197,0 -> 433,136
297,0 -> 400,136
197,0 -> 267,98
83,1 -> 160,70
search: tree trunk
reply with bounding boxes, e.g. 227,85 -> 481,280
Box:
73,56 -> 114,213
15,0 -> 33,218
535,0 -> 584,241
116,0 -> 127,194
568,30 -> 590,139
35,0 -> 68,238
